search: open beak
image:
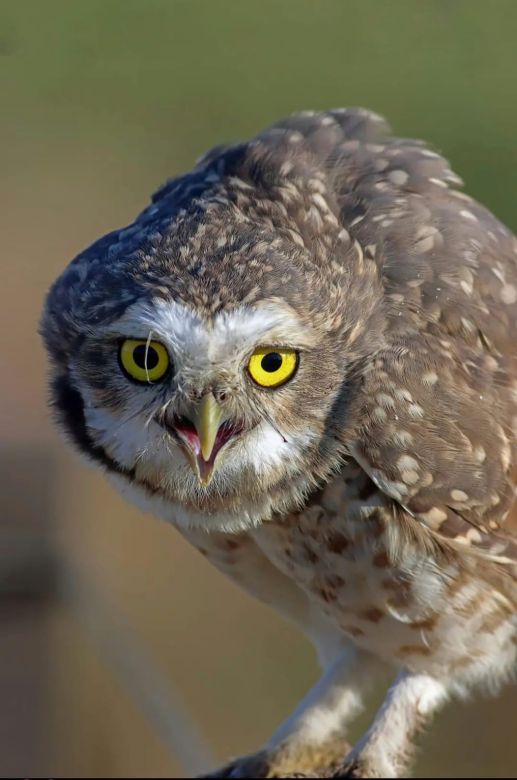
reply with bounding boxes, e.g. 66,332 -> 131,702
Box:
172,393 -> 243,486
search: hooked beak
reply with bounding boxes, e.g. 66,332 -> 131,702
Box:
171,393 -> 243,486
193,392 -> 225,462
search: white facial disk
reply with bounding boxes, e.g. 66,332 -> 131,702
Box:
80,298 -> 319,532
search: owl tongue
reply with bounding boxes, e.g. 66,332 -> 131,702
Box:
174,418 -> 202,453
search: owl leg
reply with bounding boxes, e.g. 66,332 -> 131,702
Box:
335,670 -> 449,778
201,645 -> 385,779
182,530 -> 386,778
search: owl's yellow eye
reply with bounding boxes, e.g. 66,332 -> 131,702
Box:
119,339 -> 170,383
247,347 -> 298,388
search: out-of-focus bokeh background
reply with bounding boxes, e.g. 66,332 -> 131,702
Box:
1,0 -> 516,776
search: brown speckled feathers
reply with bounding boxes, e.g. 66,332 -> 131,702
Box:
43,108 -> 517,563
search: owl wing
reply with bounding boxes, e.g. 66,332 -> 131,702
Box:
249,109 -> 517,560
329,131 -> 517,563
351,333 -> 517,563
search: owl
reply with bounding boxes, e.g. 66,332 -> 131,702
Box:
41,108 -> 516,779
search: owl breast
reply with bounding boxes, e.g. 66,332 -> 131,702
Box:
250,464 -> 515,680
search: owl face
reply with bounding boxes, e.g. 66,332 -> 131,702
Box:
43,122 -> 387,532
67,291 -> 350,530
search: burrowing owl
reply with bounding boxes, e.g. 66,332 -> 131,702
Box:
41,109 -> 516,778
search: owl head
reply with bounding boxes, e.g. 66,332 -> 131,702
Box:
41,111 -> 386,531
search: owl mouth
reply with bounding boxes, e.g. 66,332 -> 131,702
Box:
162,414 -> 245,485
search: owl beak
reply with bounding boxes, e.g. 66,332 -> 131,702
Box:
173,393 -> 237,486
192,392 -> 225,464
161,392 -> 247,485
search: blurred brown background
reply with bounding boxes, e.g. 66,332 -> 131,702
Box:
1,0 -> 516,777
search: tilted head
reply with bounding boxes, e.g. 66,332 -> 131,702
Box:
41,109 -> 390,531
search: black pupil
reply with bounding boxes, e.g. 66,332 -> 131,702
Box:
261,352 -> 283,372
133,344 -> 159,370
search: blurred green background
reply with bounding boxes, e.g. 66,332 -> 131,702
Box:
1,0 -> 516,777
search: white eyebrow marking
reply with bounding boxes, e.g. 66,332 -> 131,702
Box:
105,298 -> 317,370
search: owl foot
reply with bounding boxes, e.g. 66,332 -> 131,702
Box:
331,760 -> 393,779
331,758 -> 366,778
199,738 -> 351,778
199,749 -> 276,778
332,746 -> 408,780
